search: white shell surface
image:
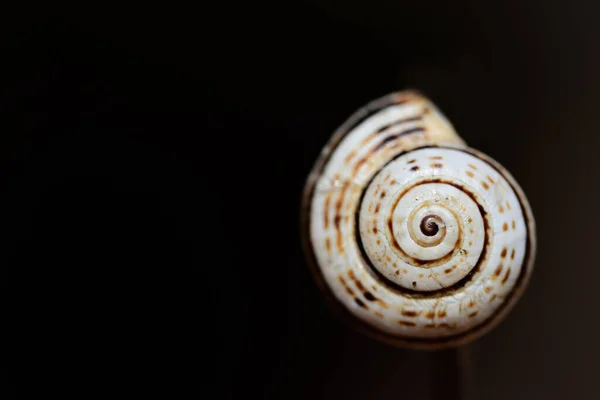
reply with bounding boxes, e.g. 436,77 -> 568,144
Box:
303,91 -> 535,347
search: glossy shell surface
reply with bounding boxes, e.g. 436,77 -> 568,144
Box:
301,91 -> 536,349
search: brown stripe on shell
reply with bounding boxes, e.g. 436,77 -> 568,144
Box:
398,320 -> 417,327
360,115 -> 424,146
372,127 -> 426,152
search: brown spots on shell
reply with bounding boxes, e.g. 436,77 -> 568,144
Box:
333,215 -> 342,230
466,171 -> 475,178
438,323 -> 456,329
512,220 -> 516,230
395,270 -> 400,275
407,159 -> 417,164
348,271 -> 384,307
487,176 -> 495,184
430,163 -> 443,168
383,173 -> 390,182
503,222 -> 509,232
348,270 -> 366,291
338,276 -> 354,296
323,195 -> 331,229
376,239 -> 381,245
481,181 -> 490,190
374,311 -> 384,318
373,186 -> 380,196
380,190 -> 387,199
352,158 -> 368,176
484,286 -> 493,294
468,311 -> 479,318
444,265 -> 457,274
401,310 -> 421,318
372,226 -> 378,234
368,203 -> 373,213
428,156 -> 443,160
344,216 -> 349,223
437,310 -> 447,318
498,204 -> 505,214
410,166 -> 420,172
468,300 -> 476,308
334,183 -> 349,253
502,268 -> 511,284
489,294 -> 497,303
494,263 -> 504,278
392,262 -> 397,268
364,292 -> 376,301
501,248 -> 508,258
412,281 -> 417,288
344,150 -> 357,164
385,256 -> 392,263
389,179 -> 397,185
402,269 -> 408,275
355,298 -> 368,309
468,164 -> 477,170
511,249 -> 516,260
423,313 -> 455,328
398,320 -> 417,327
468,241 -> 473,246
375,203 -> 381,213
418,273 -> 424,278
506,201 -> 512,211
325,238 -> 331,253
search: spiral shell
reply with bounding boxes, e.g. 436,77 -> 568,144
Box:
301,91 -> 536,349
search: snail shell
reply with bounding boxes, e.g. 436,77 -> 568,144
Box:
301,91 -> 536,349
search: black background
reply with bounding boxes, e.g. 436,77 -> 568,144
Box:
5,2 -> 600,399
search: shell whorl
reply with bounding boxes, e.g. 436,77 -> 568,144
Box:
301,91 -> 536,349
